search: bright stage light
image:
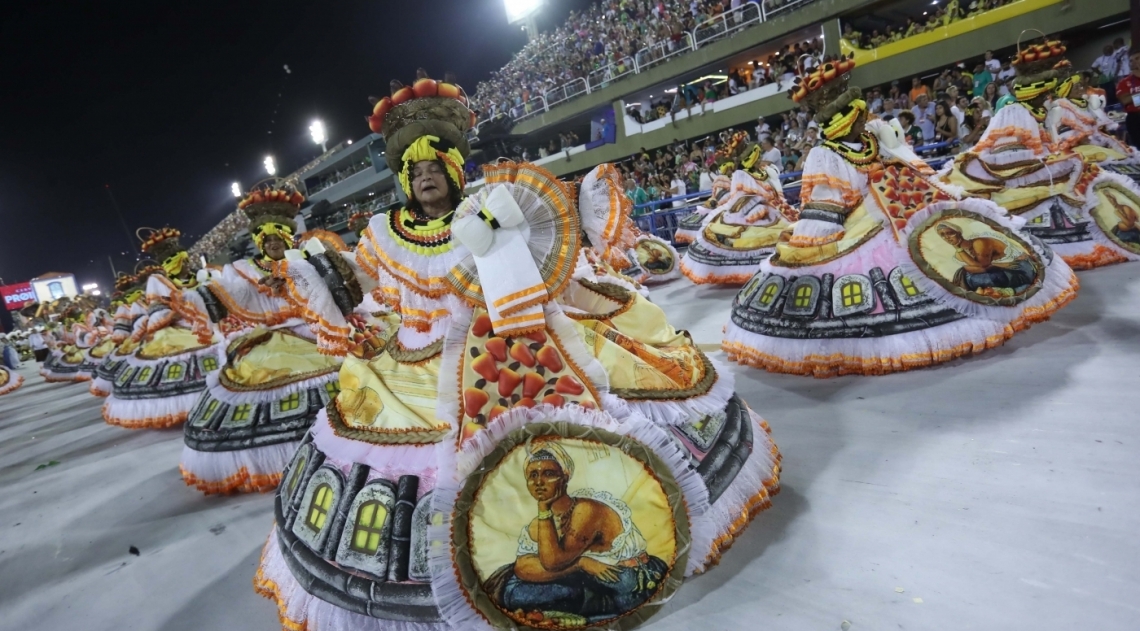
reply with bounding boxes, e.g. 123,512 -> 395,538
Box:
310,120 -> 327,146
504,0 -> 542,23
81,283 -> 99,291
231,182 -> 242,198
264,155 -> 277,176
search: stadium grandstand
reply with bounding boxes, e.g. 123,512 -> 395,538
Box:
189,0 -> 1131,261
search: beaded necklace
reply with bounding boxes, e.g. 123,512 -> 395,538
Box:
252,257 -> 275,275
823,133 -> 880,169
387,208 -> 455,255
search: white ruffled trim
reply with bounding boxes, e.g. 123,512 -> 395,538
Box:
89,377 -> 112,397
435,306 -> 474,428
620,356 -> 736,427
256,529 -> 447,631
431,403 -> 708,631
309,408 -> 442,487
0,372 -> 23,396
687,407 -> 779,575
102,391 -> 200,426
203,366 -> 339,406
680,253 -> 764,285
180,440 -> 298,491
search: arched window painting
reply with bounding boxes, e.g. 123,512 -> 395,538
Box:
840,281 -> 863,308
307,484 -> 334,532
793,284 -> 812,308
350,500 -> 389,554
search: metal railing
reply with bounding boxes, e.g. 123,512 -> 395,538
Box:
586,56 -> 637,92
634,33 -> 696,73
514,95 -> 548,123
693,1 -> 763,48
472,0 -> 830,125
544,78 -> 589,109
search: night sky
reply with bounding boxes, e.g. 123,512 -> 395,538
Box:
0,0 -> 593,293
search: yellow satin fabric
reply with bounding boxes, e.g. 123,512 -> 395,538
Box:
223,331 -> 339,386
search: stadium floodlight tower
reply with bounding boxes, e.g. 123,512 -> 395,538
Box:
504,0 -> 542,41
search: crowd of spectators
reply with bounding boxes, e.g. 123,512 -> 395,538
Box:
630,37 -> 823,125
842,0 -> 1020,50
469,0 -> 802,123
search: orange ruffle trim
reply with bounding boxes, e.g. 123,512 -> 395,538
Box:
725,273 -> 1079,378
42,374 -> 91,384
254,545 -> 309,631
1061,244 -> 1131,271
180,465 -> 281,495
679,261 -> 754,286
103,410 -> 188,429
89,383 -> 111,397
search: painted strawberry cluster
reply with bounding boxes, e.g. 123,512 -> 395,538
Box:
871,164 -> 952,232
460,312 -> 596,445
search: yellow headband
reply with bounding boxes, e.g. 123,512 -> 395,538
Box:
823,99 -> 867,140
741,145 -> 762,171
162,250 -> 188,278
1015,79 -> 1057,102
252,222 -> 294,254
1055,75 -> 1079,99
398,135 -> 466,199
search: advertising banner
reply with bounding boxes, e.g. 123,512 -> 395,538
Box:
0,282 -> 37,311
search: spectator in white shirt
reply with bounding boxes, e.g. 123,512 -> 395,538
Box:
760,138 -> 783,172
984,50 -> 1001,74
913,94 -> 936,142
698,168 -> 714,192
670,173 -> 687,207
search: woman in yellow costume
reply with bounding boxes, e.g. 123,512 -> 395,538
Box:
38,300 -> 89,383
176,184 -> 345,495
76,307 -> 114,382
0,335 -> 23,396
938,38 -> 1140,269
102,229 -> 219,429
89,274 -> 149,397
673,157 -> 734,245
1047,60 -> 1140,174
679,135 -> 799,285
253,70 -> 781,631
723,56 -> 1078,378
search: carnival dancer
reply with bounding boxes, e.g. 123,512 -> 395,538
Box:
679,135 -> 799,285
253,70 -> 781,631
1046,58 -> 1140,185
938,38 -> 1140,269
577,164 -> 682,286
76,308 -> 114,381
89,274 -> 149,397
39,302 -> 88,383
102,229 -> 219,429
0,333 -> 23,397
175,185 -> 345,495
673,158 -> 734,245
723,56 -> 1078,378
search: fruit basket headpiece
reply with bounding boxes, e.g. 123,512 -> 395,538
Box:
789,55 -> 866,140
367,68 -> 473,198
237,178 -> 303,252
1012,31 -> 1065,101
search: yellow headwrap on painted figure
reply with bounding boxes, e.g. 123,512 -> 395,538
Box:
397,135 -> 466,199
252,221 -> 295,254
1014,78 -> 1057,102
823,99 -> 867,140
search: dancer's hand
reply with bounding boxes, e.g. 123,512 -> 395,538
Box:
578,558 -> 620,583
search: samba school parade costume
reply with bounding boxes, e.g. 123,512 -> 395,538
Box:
176,187 -> 347,495
723,56 -> 1078,377
673,160 -> 733,246
89,275 -> 150,398
253,71 -> 781,631
76,308 -> 114,382
679,137 -> 798,285
1048,60 -> 1140,174
577,164 -> 682,287
938,39 -> 1140,270
0,338 -> 23,396
39,301 -> 89,383
102,229 -> 219,429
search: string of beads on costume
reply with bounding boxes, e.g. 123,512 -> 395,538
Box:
822,133 -> 880,169
387,207 -> 455,255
